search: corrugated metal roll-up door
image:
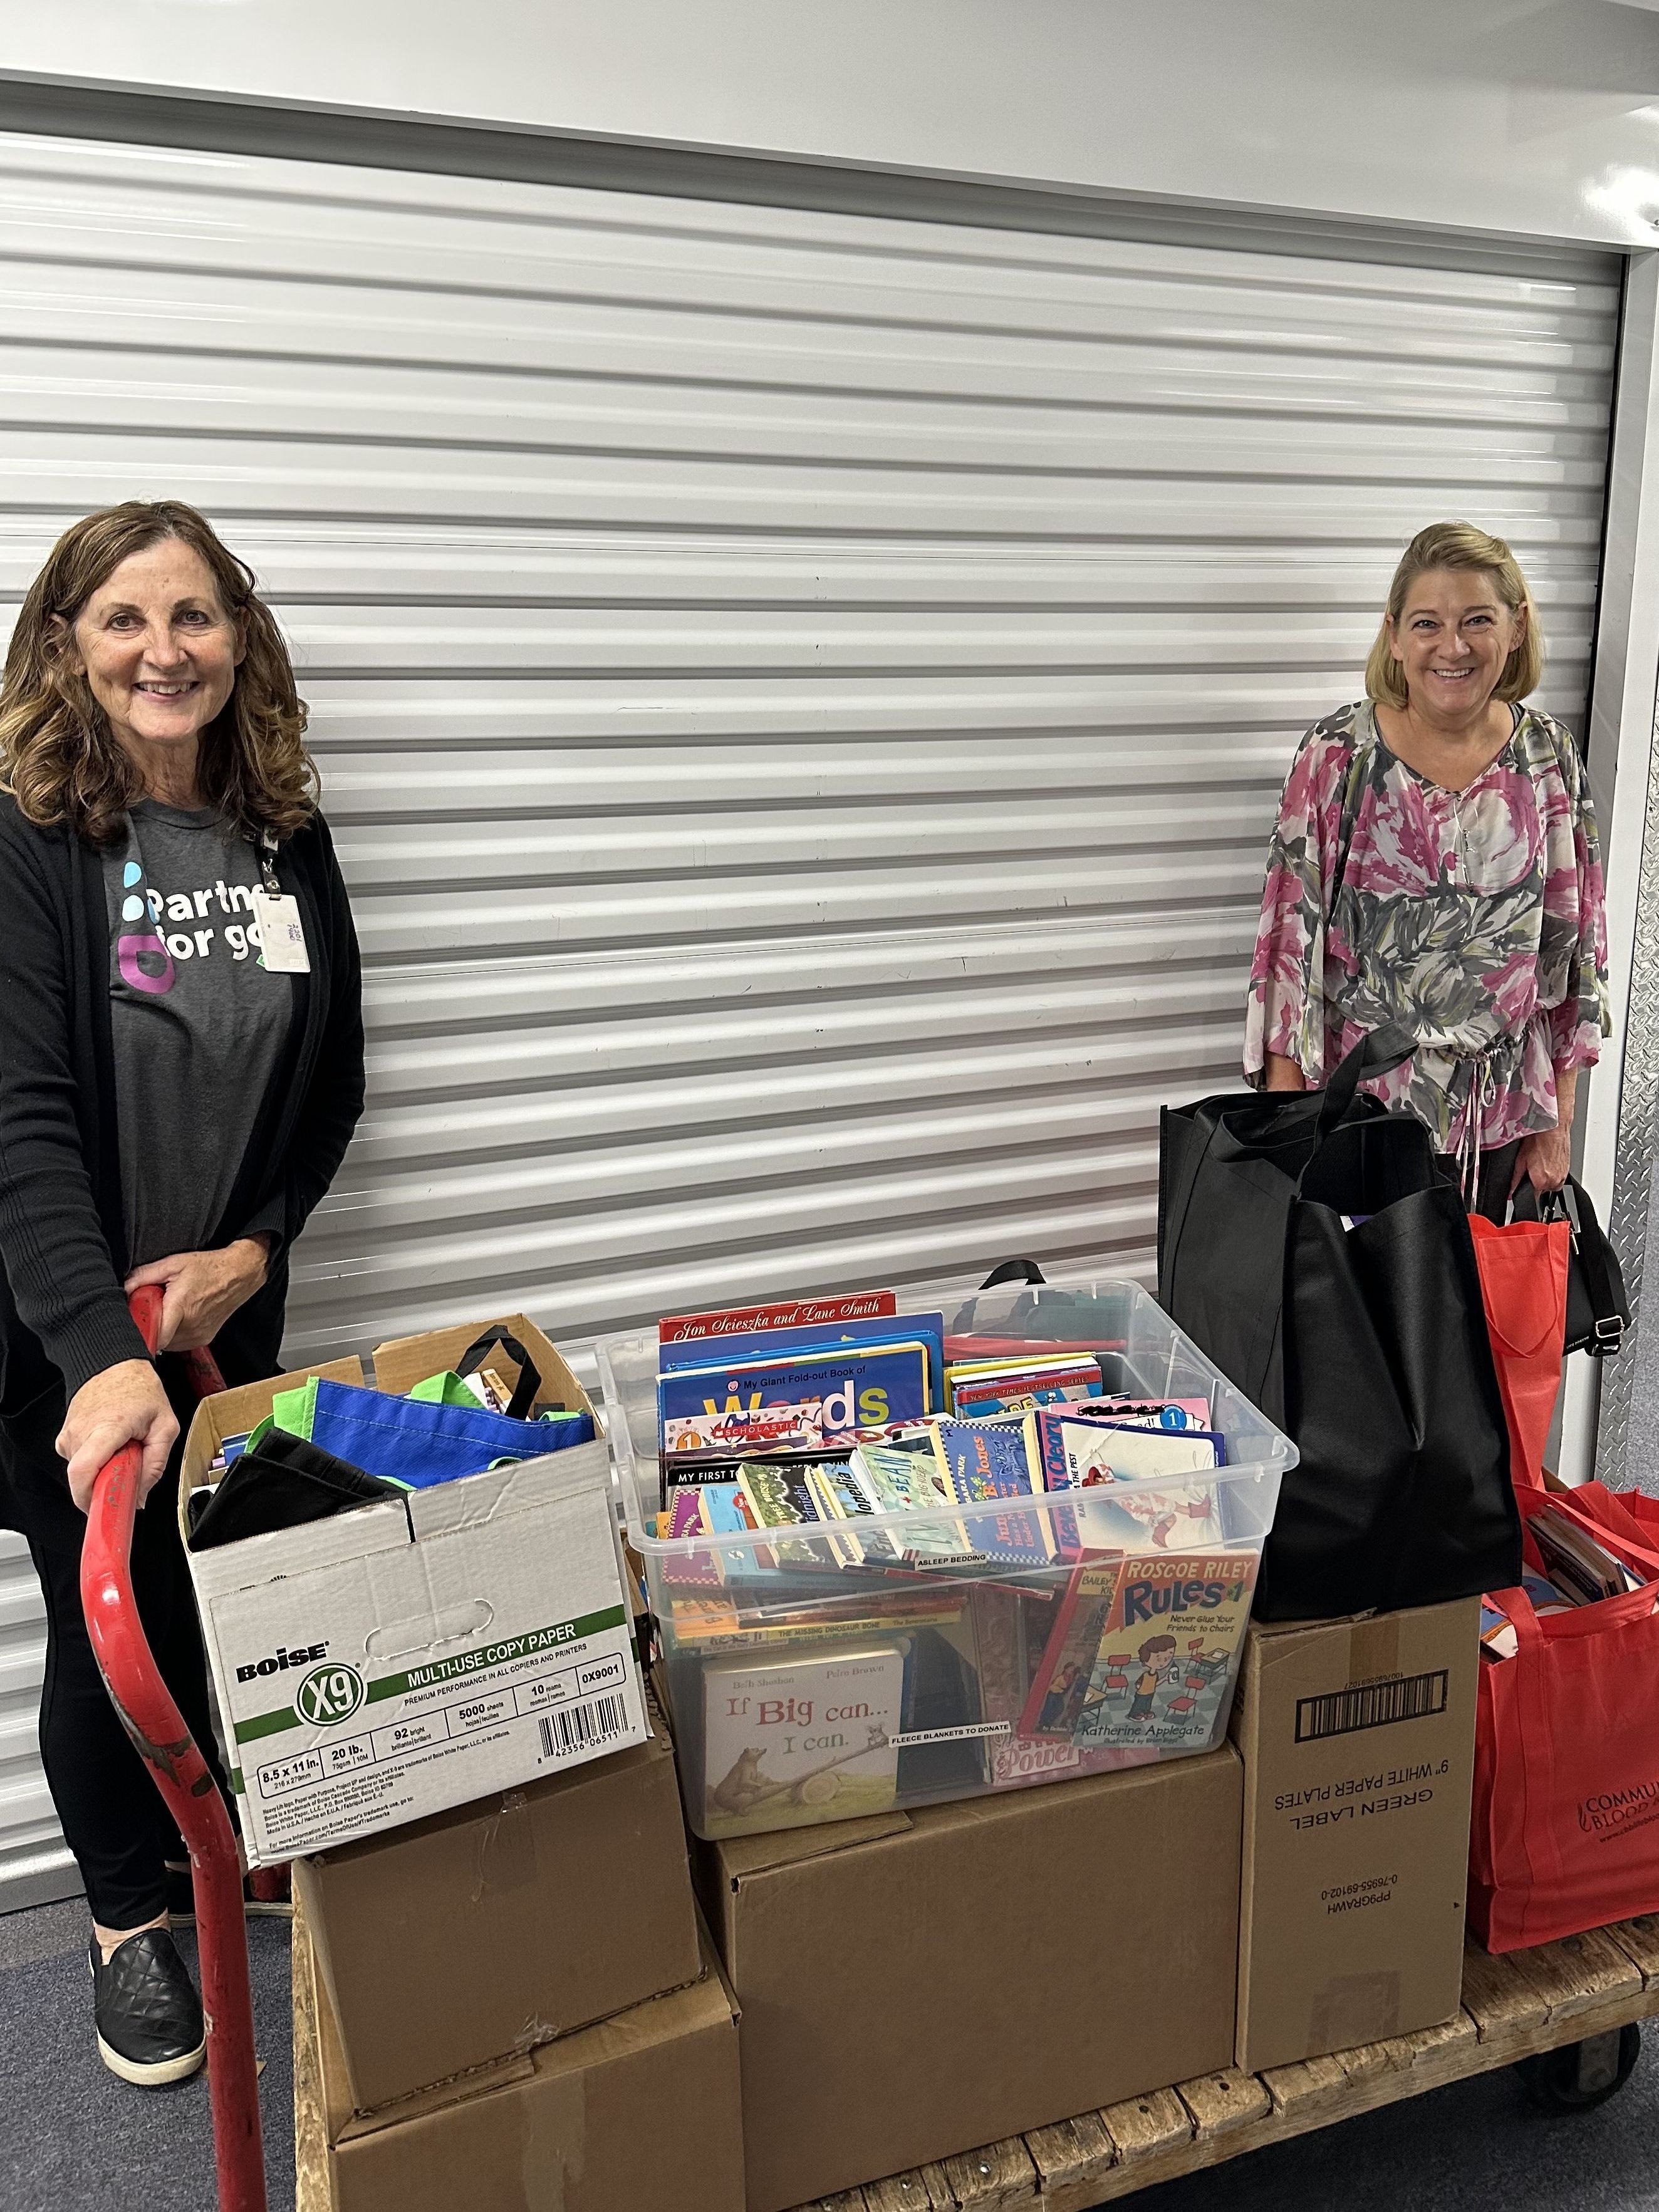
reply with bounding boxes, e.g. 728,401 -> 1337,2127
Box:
0,128 -> 1618,1904
0,1532 -> 68,1909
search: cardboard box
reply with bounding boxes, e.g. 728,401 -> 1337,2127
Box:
294,1686 -> 702,2109
299,1901 -> 745,2212
179,1318 -> 647,1864
1230,1597 -> 1480,2073
700,1745 -> 1242,2212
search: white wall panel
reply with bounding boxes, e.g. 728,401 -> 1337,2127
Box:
0,127 -> 1618,1902
6,0 -> 1659,249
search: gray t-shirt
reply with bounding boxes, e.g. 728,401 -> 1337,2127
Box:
103,801 -> 297,1268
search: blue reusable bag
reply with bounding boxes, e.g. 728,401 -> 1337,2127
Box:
305,1378 -> 595,1490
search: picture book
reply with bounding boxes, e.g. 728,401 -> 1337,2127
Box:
1059,1397 -> 1214,1431
1064,1550 -> 1259,1753
930,1419 -> 1057,1566
652,1482 -> 731,1586
1035,1416 -> 1222,1488
668,1487 -> 705,1537
658,1309 -> 945,1383
947,1358 -> 1103,1417
660,1290 -> 897,1345
931,1416 -> 1040,1497
1034,1416 -> 1226,1552
660,1341 -> 934,1457
848,1444 -> 948,1510
698,1482 -> 752,1535
1526,1506 -> 1648,1604
846,1445 -> 967,1560
701,1642 -> 907,1835
735,1461 -> 841,1567
1017,1559 -> 1126,1741
806,1461 -> 903,1566
662,1420 -> 942,1489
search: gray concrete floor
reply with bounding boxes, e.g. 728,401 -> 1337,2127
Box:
0,1899 -> 294,2212
3,1892 -> 1659,2211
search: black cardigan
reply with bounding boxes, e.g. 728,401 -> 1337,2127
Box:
0,793 -> 364,1428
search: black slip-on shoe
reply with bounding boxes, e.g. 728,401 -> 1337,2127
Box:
165,1865 -> 292,1926
89,1929 -> 206,2087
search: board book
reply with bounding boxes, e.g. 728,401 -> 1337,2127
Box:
700,1641 -> 907,1835
660,1341 -> 934,1457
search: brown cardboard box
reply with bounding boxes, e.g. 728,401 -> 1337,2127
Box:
700,1745 -> 1242,2212
299,1902 -> 745,2212
1230,1597 -> 1480,2074
294,1689 -> 702,2109
370,1313 -> 592,1413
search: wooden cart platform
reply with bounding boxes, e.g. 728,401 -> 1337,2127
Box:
293,1913 -> 1659,2212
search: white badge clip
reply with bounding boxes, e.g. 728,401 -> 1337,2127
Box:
252,888 -> 310,974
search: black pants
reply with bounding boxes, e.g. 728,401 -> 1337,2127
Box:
1437,1139 -> 1524,1226
5,1364 -> 232,1928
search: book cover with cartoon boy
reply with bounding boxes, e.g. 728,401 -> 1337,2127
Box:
700,1641 -> 907,1837
1068,1550 -> 1259,1753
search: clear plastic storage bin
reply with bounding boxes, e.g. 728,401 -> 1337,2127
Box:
595,1279 -> 1295,1840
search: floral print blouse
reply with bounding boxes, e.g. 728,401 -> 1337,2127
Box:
1244,700 -> 1610,1153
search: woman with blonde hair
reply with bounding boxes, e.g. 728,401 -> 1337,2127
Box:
1246,520 -> 1610,1218
0,501 -> 363,2084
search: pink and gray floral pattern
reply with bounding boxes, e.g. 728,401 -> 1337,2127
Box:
1244,700 -> 1610,1152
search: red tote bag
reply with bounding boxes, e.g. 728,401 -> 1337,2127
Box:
1470,1488 -> 1659,1951
1467,1214 -> 1570,1489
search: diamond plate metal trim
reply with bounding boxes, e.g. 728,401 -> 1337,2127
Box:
1595,693 -> 1659,1490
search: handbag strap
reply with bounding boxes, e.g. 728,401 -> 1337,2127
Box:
456,1327 -> 543,1420
980,1258 -> 1046,1289
1512,1175 -> 1628,1356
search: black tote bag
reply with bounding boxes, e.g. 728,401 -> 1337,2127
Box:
1158,1026 -> 1521,1621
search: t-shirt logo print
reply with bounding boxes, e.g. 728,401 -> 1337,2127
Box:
116,856 -> 175,996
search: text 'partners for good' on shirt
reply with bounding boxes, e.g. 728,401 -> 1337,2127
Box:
103,801 -> 297,1269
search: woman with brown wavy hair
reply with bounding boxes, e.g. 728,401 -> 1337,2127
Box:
0,501 -> 363,2085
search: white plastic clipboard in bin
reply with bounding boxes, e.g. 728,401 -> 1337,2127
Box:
595,1279 -> 1295,1840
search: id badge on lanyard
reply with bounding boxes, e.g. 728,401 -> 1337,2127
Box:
253,832 -> 310,974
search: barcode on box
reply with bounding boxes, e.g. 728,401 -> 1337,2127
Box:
538,1692 -> 627,1762
1294,1668 -> 1448,1743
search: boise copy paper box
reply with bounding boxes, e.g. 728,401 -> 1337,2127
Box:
294,1686 -> 702,2110
179,1321 -> 646,1865
296,1899 -> 745,2212
1230,1597 -> 1480,2074
699,1745 -> 1241,2212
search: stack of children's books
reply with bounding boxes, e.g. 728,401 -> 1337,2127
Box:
1480,1497 -> 1657,1660
642,1287 -> 1262,1832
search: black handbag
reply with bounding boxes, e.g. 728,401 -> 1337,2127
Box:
1510,1175 -> 1631,1357
1158,1026 -> 1522,1621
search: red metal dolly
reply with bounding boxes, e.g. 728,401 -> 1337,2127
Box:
79,1284 -> 267,2212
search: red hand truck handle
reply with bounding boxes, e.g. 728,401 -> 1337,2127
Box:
80,1287 -> 266,2212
